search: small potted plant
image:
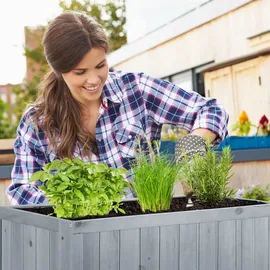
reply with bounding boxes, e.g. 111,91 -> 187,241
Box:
256,114 -> 270,148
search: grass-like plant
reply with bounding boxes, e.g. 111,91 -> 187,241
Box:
131,140 -> 182,212
29,158 -> 129,218
180,145 -> 235,204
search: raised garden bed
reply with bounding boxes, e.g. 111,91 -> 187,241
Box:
0,196 -> 269,270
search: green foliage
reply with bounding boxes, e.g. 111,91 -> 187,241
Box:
131,140 -> 182,212
0,100 -> 16,139
13,0 -> 127,124
232,120 -> 255,136
59,0 -> 127,52
160,125 -> 188,141
236,184 -> 270,201
180,146 -> 235,204
29,158 -> 129,218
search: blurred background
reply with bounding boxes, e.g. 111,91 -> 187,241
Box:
0,0 -> 270,203
1,0 -> 269,139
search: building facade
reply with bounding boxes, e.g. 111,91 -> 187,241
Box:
108,0 -> 270,133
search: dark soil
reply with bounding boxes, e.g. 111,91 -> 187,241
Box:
18,196 -> 266,220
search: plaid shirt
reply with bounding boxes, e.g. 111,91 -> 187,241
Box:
6,71 -> 228,205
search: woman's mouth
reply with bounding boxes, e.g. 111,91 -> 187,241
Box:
83,85 -> 100,93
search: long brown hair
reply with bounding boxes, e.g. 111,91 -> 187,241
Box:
33,11 -> 108,159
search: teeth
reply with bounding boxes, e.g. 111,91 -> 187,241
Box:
85,85 -> 99,91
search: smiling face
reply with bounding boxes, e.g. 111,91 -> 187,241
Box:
62,47 -> 109,107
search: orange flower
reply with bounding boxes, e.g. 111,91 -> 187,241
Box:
239,110 -> 249,124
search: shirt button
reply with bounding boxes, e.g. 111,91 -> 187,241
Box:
128,135 -> 132,139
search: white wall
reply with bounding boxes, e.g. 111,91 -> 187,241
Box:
126,0 -> 209,43
109,0 -> 269,79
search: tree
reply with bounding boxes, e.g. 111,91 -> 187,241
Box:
59,0 -> 127,52
0,100 -> 16,139
11,0 -> 126,125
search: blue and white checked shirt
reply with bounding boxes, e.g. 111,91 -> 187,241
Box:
6,71 -> 229,205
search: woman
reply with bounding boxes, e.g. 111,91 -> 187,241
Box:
6,11 -> 228,205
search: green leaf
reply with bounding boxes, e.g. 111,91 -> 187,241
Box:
117,167 -> 128,175
74,189 -> 85,201
39,185 -> 47,192
118,208 -> 126,214
47,159 -> 63,171
57,183 -> 69,192
59,174 -> 70,183
63,158 -> 73,165
29,171 -> 48,183
94,163 -> 108,173
72,158 -> 85,165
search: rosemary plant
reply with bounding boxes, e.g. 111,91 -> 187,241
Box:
180,145 -> 235,204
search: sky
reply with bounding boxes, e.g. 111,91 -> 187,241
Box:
0,0 -> 209,85
0,0 -> 61,85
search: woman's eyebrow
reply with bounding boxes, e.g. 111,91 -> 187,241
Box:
74,59 -> 106,70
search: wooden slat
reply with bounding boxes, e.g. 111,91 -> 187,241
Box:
218,220 -> 236,270
49,231 -> 60,270
100,231 -> 120,270
120,229 -> 140,270
36,228 -> 50,270
83,232 -> 100,270
254,217 -> 268,270
160,225 -> 179,270
2,220 -> 11,270
140,227 -> 160,270
11,222 -> 24,269
199,222 -> 217,270
241,219 -> 254,270
23,225 -> 36,270
72,234 -> 83,270
179,224 -> 198,270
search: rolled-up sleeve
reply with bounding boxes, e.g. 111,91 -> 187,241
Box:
139,73 -> 229,145
6,113 -> 48,205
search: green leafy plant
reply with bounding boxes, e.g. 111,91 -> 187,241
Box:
236,184 -> 270,201
131,139 -> 182,212
29,158 -> 129,218
180,146 -> 235,204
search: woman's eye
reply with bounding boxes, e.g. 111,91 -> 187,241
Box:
74,71 -> 85,75
96,64 -> 105,69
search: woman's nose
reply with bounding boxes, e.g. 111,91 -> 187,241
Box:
86,73 -> 99,85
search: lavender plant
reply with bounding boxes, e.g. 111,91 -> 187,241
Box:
236,184 -> 270,201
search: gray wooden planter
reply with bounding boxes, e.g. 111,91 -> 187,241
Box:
0,199 -> 270,270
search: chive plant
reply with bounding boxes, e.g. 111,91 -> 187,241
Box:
131,140 -> 182,212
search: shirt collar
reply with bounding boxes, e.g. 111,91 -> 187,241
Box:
102,71 -> 124,105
